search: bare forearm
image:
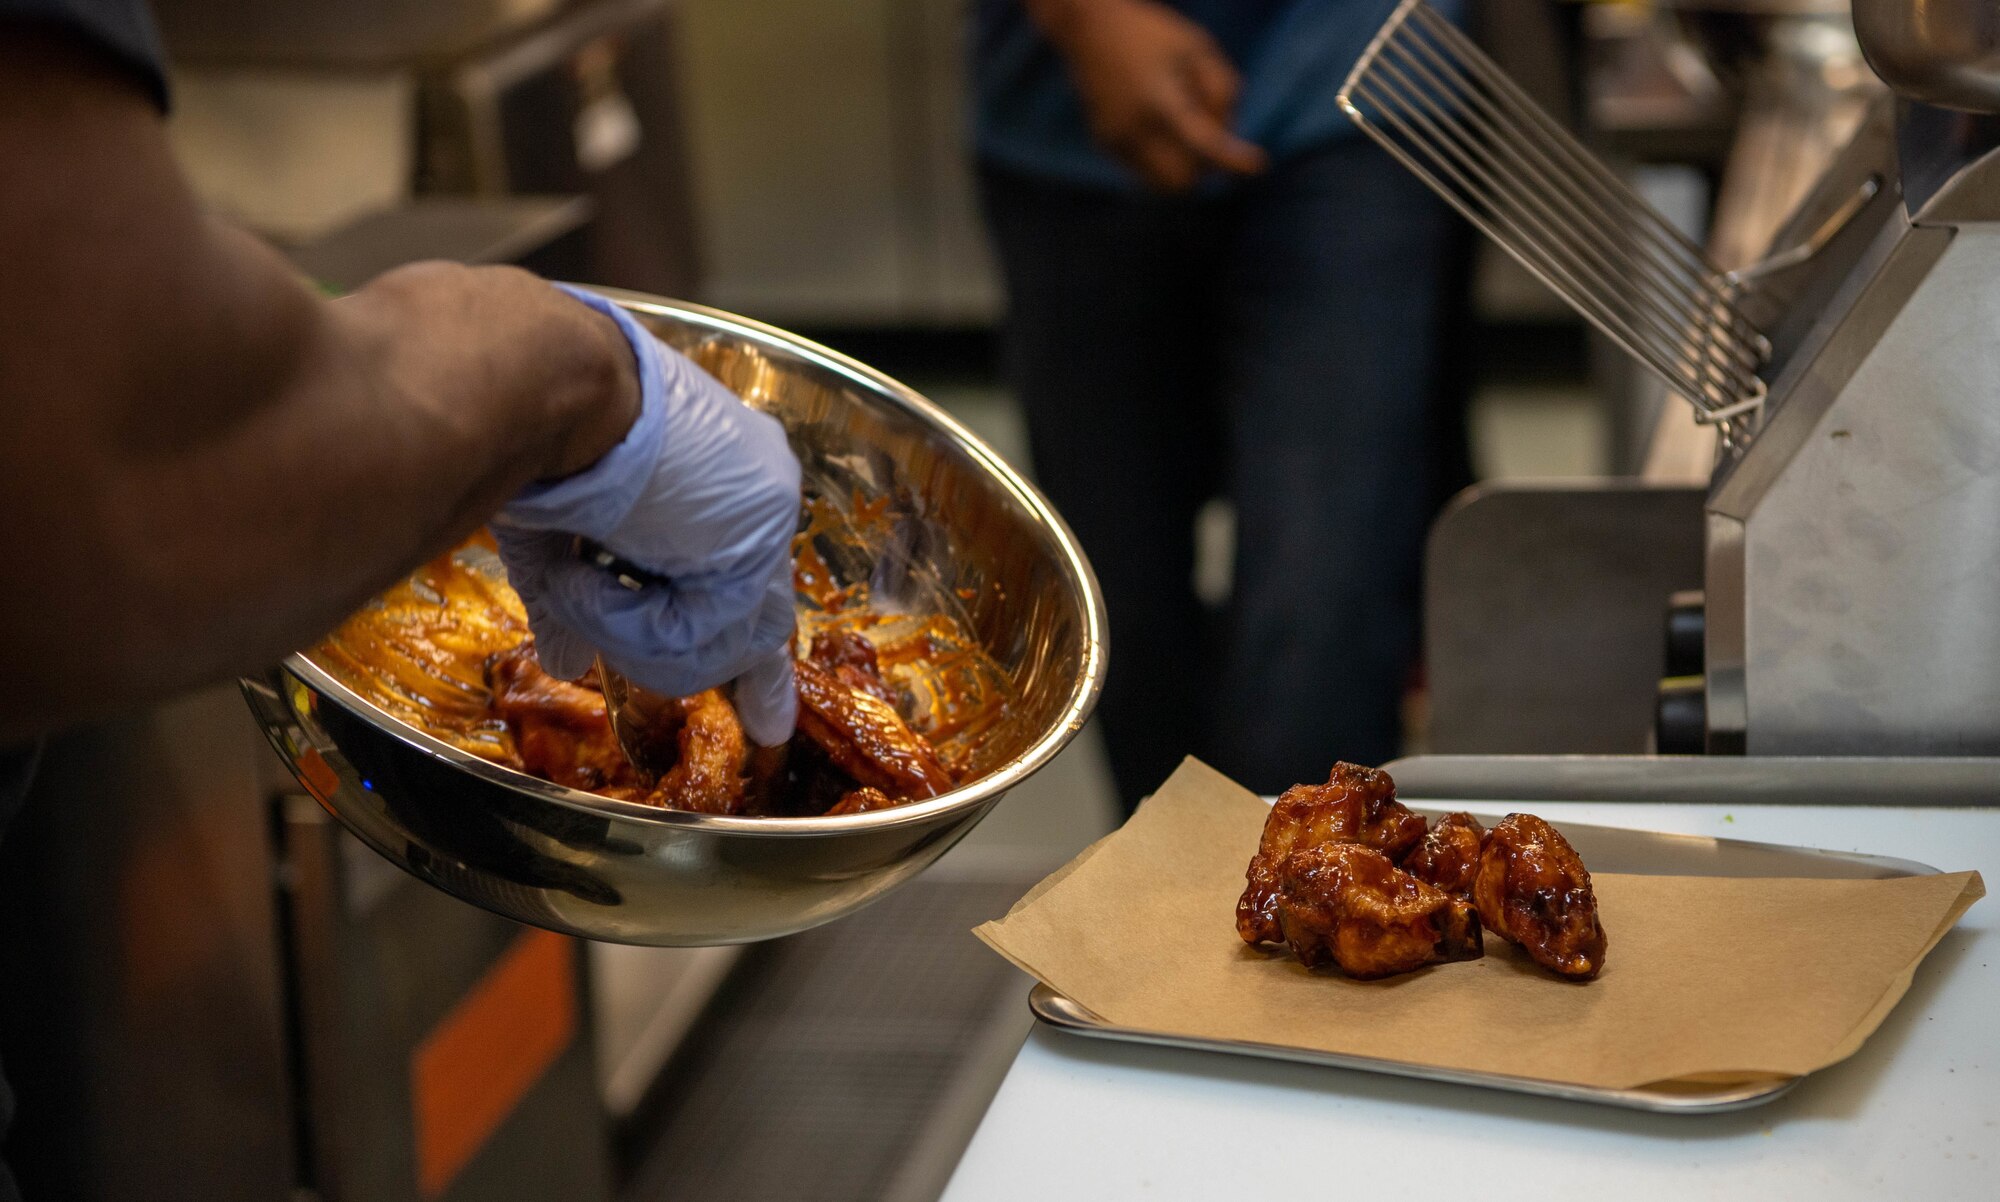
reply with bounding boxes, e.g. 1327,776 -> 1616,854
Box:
0,29 -> 636,738
76,244 -> 628,705
1024,0 -> 1110,45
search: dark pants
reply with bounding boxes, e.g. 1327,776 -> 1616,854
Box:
980,138 -> 1468,807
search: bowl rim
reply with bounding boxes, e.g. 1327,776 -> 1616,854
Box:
282,289 -> 1107,838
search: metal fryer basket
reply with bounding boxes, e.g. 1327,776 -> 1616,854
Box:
1339,0 -> 1773,444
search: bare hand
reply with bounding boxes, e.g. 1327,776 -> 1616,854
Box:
344,262 -> 642,480
1031,0 -> 1269,192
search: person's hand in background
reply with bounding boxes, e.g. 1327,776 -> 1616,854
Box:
494,289 -> 802,746
1028,0 -> 1268,191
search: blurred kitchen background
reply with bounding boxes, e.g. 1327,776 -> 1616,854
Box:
1,1 -> 1875,1199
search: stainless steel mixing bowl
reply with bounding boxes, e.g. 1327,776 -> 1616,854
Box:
242,289 -> 1106,945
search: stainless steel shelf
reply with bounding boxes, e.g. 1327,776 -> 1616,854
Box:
1383,753 -> 2000,807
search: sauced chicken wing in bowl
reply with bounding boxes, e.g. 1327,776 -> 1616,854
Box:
312,516 -> 1001,820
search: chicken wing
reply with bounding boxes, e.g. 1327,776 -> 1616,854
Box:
1472,813 -> 1607,979
643,689 -> 749,815
1274,842 -> 1483,978
488,643 -> 647,797
1237,763 -> 1428,946
793,657 -> 954,799
825,786 -> 897,816
1401,811 -> 1486,898
316,539 -> 528,764
808,628 -> 897,707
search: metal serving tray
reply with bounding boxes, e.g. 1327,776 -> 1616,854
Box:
1027,812 -> 1941,1114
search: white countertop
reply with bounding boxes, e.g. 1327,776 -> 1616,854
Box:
941,803 -> 2000,1201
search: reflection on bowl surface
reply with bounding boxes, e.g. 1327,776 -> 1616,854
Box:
245,290 -> 1105,945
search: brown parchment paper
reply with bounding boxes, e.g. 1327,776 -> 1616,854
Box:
975,759 -> 1984,1090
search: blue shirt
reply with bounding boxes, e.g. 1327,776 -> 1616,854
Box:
972,0 -> 1458,192
0,0 -> 168,107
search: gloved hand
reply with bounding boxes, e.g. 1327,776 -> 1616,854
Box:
494,285 -> 802,746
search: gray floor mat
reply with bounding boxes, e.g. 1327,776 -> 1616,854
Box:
621,877 -> 1033,1202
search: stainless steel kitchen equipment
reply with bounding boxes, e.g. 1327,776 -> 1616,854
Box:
0,688 -> 614,1202
1355,0 -> 2000,757
1026,986 -> 1795,1112
153,0 -> 562,66
665,0 -> 1001,325
1342,1 -> 1772,441
246,290 -> 1107,946
417,0 -> 704,296
1384,752 -> 2000,806
157,0 -> 701,296
1852,0 -> 2000,112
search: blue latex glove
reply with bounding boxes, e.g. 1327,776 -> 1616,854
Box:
494,286 -> 801,745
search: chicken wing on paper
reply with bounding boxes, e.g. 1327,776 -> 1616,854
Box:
1237,763 -> 1429,946
1472,813 -> 1608,979
1401,811 -> 1487,898
1275,842 -> 1483,978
